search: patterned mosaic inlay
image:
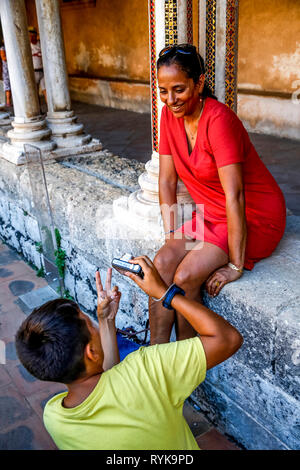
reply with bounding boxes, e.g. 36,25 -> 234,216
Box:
225,0 -> 239,110
205,0 -> 217,94
187,0 -> 193,44
149,0 -> 159,152
165,0 -> 178,46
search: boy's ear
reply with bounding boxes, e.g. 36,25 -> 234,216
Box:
85,343 -> 100,363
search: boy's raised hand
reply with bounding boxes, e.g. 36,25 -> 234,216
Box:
95,268 -> 121,320
124,256 -> 168,300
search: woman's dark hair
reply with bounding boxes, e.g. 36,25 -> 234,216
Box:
15,299 -> 91,384
157,46 -> 217,100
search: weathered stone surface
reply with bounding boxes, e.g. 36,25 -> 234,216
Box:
192,358 -> 299,450
0,154 -> 299,450
21,239 -> 42,270
192,381 -> 289,450
24,216 -> 41,243
60,151 -> 145,192
202,216 -> 300,399
274,306 -> 300,398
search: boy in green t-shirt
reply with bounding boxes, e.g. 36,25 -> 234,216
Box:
15,255 -> 243,450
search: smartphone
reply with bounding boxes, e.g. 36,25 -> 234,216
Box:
112,258 -> 144,278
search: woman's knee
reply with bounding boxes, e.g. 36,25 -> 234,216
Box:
173,266 -> 205,292
153,247 -> 178,279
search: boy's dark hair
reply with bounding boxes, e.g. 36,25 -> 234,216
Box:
157,47 -> 217,100
15,299 -> 91,384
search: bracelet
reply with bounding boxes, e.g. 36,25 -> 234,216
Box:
152,283 -> 176,302
162,284 -> 185,310
228,262 -> 243,273
164,229 -> 175,235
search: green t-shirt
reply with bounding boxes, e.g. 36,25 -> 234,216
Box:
43,336 -> 206,450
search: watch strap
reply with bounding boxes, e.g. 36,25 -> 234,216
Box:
162,284 -> 185,310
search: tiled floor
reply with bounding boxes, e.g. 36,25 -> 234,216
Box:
0,243 -> 64,450
0,241 -> 240,450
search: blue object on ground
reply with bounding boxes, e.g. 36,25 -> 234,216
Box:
117,333 -> 142,361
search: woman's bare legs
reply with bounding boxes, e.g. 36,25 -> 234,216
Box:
150,239 -> 228,344
149,236 -> 190,344
173,242 -> 229,340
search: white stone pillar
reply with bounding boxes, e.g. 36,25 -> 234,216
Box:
114,0 -> 193,236
0,0 -> 55,165
35,0 -> 96,149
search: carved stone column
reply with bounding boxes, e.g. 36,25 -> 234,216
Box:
114,0 -> 193,236
35,0 -> 99,150
0,0 -> 55,165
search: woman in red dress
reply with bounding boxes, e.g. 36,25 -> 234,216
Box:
150,44 -> 286,344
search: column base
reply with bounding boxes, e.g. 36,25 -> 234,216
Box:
46,111 -> 92,148
0,139 -> 56,165
52,138 -> 103,159
0,116 -> 55,165
113,193 -> 164,241
0,137 -> 103,166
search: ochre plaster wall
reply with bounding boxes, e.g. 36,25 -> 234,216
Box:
23,0 -> 300,136
238,0 -> 300,94
25,0 -> 150,112
60,0 -> 149,83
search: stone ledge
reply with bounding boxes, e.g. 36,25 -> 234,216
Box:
59,151 -> 145,192
202,216 -> 300,399
0,155 -> 299,449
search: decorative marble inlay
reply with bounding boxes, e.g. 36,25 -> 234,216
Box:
149,0 -> 159,152
225,0 -> 239,110
165,0 -> 178,46
205,0 -> 216,94
187,0 -> 193,44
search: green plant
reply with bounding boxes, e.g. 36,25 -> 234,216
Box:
54,247 -> 66,278
63,289 -> 74,301
36,266 -> 45,278
35,241 -> 43,253
54,228 -> 66,278
54,228 -> 61,248
53,228 -> 75,300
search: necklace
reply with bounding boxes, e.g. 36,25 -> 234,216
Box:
184,99 -> 205,142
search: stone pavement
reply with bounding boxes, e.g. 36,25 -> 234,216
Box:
0,241 -> 240,450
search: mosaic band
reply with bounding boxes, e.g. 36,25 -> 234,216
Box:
225,0 -> 239,111
165,0 -> 178,46
205,0 -> 217,95
148,0 -> 239,152
149,0 -> 159,152
186,0 -> 193,44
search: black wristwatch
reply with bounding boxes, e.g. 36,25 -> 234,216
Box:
162,284 -> 185,310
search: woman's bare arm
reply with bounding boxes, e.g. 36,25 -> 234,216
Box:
219,162 -> 247,269
159,154 -> 178,234
206,163 -> 247,297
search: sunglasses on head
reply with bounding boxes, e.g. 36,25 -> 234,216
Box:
159,43 -> 197,58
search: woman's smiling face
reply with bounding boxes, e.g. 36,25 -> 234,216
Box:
158,63 -> 204,118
